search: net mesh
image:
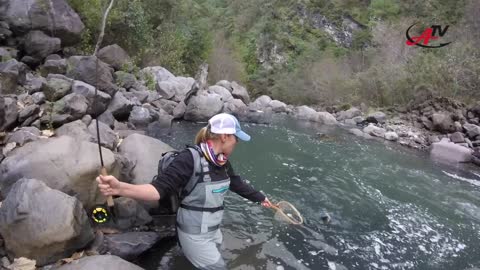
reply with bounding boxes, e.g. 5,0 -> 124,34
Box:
273,201 -> 303,225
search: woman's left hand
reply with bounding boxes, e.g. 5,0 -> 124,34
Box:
261,197 -> 274,208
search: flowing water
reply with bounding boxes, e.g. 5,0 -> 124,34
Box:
137,115 -> 480,270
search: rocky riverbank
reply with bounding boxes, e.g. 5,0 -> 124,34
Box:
1,0 -> 480,269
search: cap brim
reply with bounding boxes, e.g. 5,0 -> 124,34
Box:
235,130 -> 251,141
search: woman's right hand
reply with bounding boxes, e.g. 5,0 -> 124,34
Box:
96,175 -> 122,196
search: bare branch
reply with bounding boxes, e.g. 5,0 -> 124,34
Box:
93,0 -> 115,56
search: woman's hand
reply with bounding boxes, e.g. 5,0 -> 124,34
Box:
261,197 -> 274,208
96,175 -> 122,196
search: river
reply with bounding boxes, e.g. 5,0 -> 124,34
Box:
136,115 -> 480,270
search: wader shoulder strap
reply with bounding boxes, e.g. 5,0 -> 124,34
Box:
180,147 -> 203,200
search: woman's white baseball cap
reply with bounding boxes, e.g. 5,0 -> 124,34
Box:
208,113 -> 251,141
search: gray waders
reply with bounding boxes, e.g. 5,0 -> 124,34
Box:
176,147 -> 230,269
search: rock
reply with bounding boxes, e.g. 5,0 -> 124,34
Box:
384,131 -> 399,141
431,140 -> 473,163
223,99 -> 248,118
98,110 -> 115,129
17,103 -> 38,121
109,198 -> 152,231
0,97 -> 18,131
81,114 -> 92,126
151,99 -> 178,115
66,56 -> 117,96
108,91 -> 136,121
432,113 -> 455,133
24,73 -> 46,94
294,106 -> 317,121
250,95 -> 272,110
156,77 -> 195,102
173,101 -> 186,119
53,93 -> 89,120
231,81 -> 250,104
115,71 -> 136,90
118,133 -> 173,185
463,123 -> 480,139
363,124 -> 386,138
104,232 -> 162,261
269,100 -> 287,113
1,0 -> 85,46
0,59 -> 27,95
420,116 -> 433,130
0,47 -> 14,61
349,128 -> 364,137
129,90 -> 149,104
450,132 -> 465,143
46,54 -> 62,61
97,44 -> 131,70
216,80 -> 232,91
245,107 -> 273,124
336,107 -> 362,121
128,106 -> 153,130
184,91 -> 223,122
6,127 -> 41,146
0,136 -> 115,208
0,178 -> 94,266
39,59 -> 67,76
55,120 -> 93,143
42,74 -> 73,101
208,85 -> 233,103
87,120 -> 118,150
72,80 -> 111,117
139,66 -> 175,83
54,255 -> 144,270
316,112 -> 337,125
366,111 -> 386,124
24,31 -> 61,59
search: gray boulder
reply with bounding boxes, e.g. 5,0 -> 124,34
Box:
0,97 -> 18,131
432,113 -> 456,133
115,71 -> 136,90
208,85 -> 233,102
104,232 -> 164,261
250,95 -> 272,110
184,91 -> 223,121
39,59 -> 67,76
0,136 -> 116,208
294,105 -> 317,121
463,123 -> 480,139
139,66 -> 174,83
231,81 -> 250,104
118,133 -> 173,185
18,104 -> 40,124
269,100 -> 287,113
245,107 -> 273,124
337,107 -> 362,121
6,126 -> 41,146
173,101 -> 186,119
97,44 -> 131,70
24,73 -> 46,94
53,93 -> 89,120
366,111 -> 387,124
72,80 -> 111,116
108,91 -> 136,120
1,0 -> 85,46
156,77 -> 195,102
24,30 -> 61,59
384,131 -> 399,141
55,120 -> 94,143
363,124 -> 386,138
151,99 -> 178,115
0,59 -> 27,95
216,80 -> 232,91
88,120 -> 118,150
223,99 -> 248,118
42,74 -> 73,101
110,197 -> 152,231
450,132 -> 465,143
128,106 -> 153,130
431,139 -> 472,163
0,178 -> 94,266
66,56 -> 117,96
316,112 -> 337,125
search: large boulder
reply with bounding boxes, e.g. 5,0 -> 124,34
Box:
39,59 -> 67,76
55,255 -> 144,270
250,95 -> 272,110
97,44 -> 131,70
208,85 -> 233,103
431,139 -> 472,163
72,80 -> 111,117
316,112 -> 337,125
184,91 -> 223,122
24,73 -> 46,94
88,120 -> 118,151
463,123 -> 480,140
223,99 -> 248,118
0,59 -> 27,95
269,100 -> 288,113
155,77 -> 195,102
108,91 -> 136,121
1,0 -> 85,45
6,126 -> 41,146
139,66 -> 175,83
55,119 -> 94,143
128,106 -> 153,130
104,232 -> 163,261
0,178 -> 94,266
118,133 -> 173,185
231,81 -> 250,104
24,30 -> 61,60
66,56 -> 117,96
0,96 -> 18,131
337,107 -> 362,121
294,106 -> 317,121
366,111 -> 387,124
53,93 -> 89,120
363,124 -> 386,138
432,113 -> 456,133
41,74 -> 73,101
110,197 -> 152,231
115,71 -> 137,90
0,136 -> 116,208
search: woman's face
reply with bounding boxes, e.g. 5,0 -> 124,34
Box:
220,134 -> 238,156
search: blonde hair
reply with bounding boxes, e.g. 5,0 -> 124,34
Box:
194,124 -> 220,144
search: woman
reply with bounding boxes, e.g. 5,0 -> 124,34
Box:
97,113 -> 273,269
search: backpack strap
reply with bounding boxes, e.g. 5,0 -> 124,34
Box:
179,146 -> 204,201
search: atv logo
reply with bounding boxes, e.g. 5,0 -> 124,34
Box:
406,23 -> 452,48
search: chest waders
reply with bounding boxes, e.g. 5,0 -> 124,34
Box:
176,147 -> 230,269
